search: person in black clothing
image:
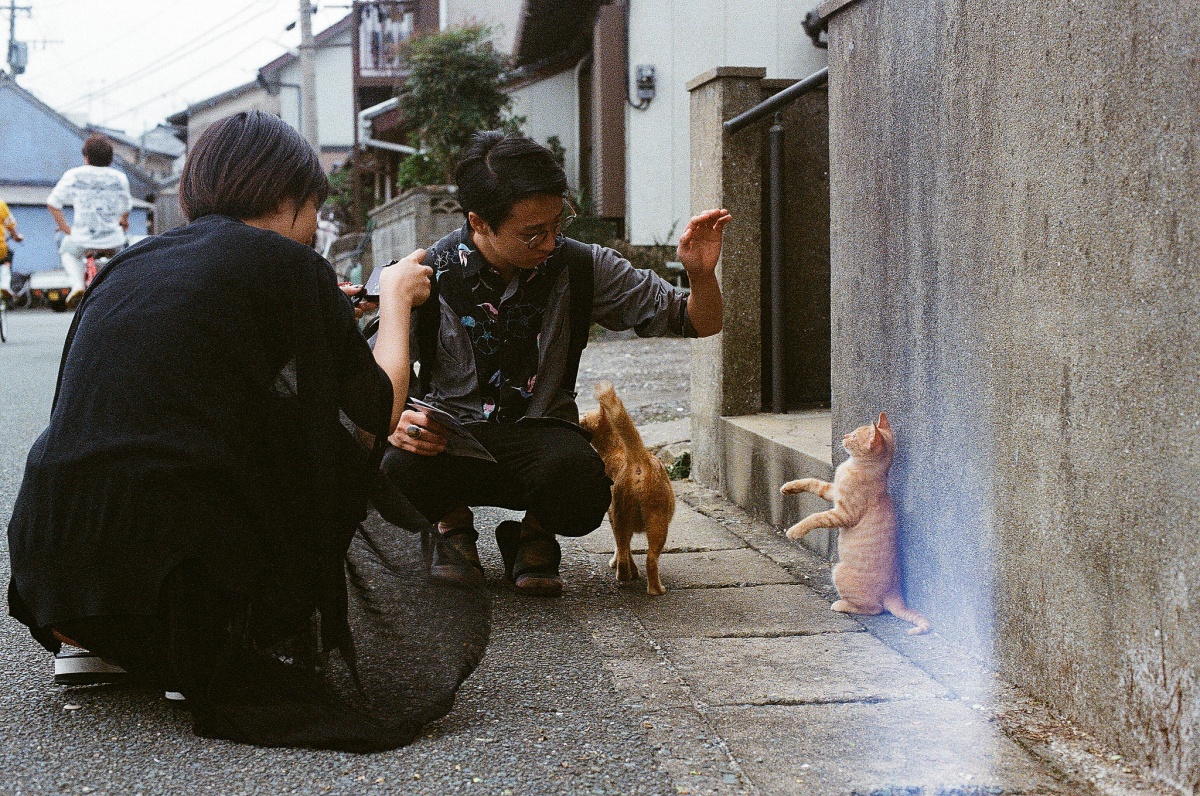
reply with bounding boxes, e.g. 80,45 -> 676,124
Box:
375,132 -> 730,596
6,111 -> 433,739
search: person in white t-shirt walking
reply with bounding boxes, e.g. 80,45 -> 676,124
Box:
47,135 -> 133,308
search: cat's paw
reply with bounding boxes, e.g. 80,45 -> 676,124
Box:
785,523 -> 807,540
608,553 -> 618,569
646,580 -> 666,596
780,480 -> 805,495
616,561 -> 640,581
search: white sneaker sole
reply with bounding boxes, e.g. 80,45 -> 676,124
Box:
54,653 -> 128,685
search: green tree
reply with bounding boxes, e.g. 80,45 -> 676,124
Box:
397,25 -> 523,187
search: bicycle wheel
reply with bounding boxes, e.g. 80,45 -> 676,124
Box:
0,300 -> 8,342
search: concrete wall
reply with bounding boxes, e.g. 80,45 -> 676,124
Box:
687,69 -> 831,484
687,68 -> 770,488
509,69 -> 581,192
761,80 -> 830,410
627,0 -> 826,245
186,88 -> 279,153
825,1 -> 1200,789
278,27 -> 355,149
368,185 -> 463,271
441,0 -> 523,52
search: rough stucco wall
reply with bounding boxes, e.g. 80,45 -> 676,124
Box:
827,1 -> 1200,789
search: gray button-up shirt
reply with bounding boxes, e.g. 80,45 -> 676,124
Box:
415,226 -> 696,425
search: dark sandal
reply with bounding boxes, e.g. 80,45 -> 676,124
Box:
510,529 -> 563,598
495,521 -> 522,581
430,525 -> 484,585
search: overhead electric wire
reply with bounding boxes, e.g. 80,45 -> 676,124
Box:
30,0 -> 191,79
58,0 -> 281,109
99,36 -> 283,125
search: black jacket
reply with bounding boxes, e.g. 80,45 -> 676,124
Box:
7,214 -> 391,649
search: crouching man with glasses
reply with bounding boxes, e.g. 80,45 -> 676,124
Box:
374,131 -> 730,597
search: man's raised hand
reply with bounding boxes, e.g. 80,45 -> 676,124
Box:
676,209 -> 732,278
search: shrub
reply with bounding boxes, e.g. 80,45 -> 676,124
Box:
395,25 -> 524,189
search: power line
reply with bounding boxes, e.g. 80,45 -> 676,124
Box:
30,0 -> 190,78
58,0 -> 281,108
98,36 -> 283,126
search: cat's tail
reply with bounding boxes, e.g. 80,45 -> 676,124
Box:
595,382 -> 651,465
882,593 -> 931,635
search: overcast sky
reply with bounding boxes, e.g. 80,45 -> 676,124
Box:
13,0 -> 350,136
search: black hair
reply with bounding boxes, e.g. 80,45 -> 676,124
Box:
179,110 -> 328,222
82,134 -> 114,167
454,131 -> 568,230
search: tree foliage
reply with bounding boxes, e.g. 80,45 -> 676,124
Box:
397,25 -> 523,187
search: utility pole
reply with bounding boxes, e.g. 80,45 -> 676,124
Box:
298,0 -> 320,154
5,0 -> 31,76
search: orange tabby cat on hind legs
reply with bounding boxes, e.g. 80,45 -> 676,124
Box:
780,412 -> 931,635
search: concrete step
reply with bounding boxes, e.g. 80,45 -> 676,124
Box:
721,410 -> 839,560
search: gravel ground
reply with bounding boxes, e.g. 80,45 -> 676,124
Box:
575,329 -> 692,425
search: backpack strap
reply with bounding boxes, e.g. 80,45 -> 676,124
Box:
414,271 -> 441,397
558,238 -> 595,394
362,268 -> 441,400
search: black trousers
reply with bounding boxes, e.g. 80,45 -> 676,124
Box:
378,420 -> 612,537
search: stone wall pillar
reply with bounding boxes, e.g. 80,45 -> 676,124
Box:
368,185 -> 463,270
687,67 -> 767,489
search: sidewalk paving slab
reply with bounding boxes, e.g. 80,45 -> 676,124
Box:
662,634 -> 951,706
624,583 -> 861,638
580,502 -> 747,555
589,547 -> 797,591
710,700 -> 1069,796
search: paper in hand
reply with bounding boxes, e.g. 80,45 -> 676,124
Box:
407,398 -> 497,462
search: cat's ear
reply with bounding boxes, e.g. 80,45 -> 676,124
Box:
877,411 -> 890,430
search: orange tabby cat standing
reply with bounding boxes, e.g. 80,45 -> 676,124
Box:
580,382 -> 674,595
780,412 -> 930,634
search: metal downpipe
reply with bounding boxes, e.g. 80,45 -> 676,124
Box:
769,113 -> 785,413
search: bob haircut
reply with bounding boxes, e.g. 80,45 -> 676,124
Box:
82,134 -> 114,167
180,110 -> 328,222
454,131 -> 568,230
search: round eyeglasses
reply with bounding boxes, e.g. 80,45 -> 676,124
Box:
509,203 -> 577,249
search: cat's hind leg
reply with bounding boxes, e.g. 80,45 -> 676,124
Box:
642,509 -> 671,596
830,563 -> 883,615
780,478 -> 835,501
610,502 -> 640,583
831,599 -> 883,615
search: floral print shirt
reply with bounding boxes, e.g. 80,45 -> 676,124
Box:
437,234 -> 565,422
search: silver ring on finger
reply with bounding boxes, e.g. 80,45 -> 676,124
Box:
405,424 -> 423,439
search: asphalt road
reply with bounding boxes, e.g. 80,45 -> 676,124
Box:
0,309 -> 716,796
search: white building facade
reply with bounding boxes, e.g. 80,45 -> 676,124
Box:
625,0 -> 826,244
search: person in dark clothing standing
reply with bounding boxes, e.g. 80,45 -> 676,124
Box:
7,112 -> 431,714
376,132 -> 730,596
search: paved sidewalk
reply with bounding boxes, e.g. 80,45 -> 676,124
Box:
558,429 -> 1172,796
